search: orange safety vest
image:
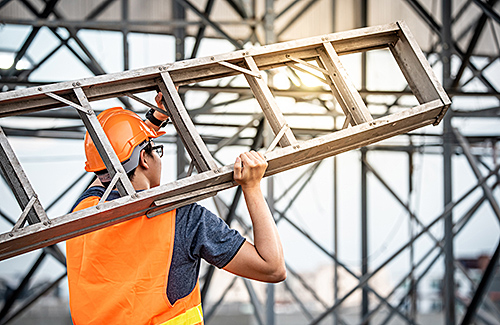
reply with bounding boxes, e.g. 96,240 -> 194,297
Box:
66,196 -> 203,325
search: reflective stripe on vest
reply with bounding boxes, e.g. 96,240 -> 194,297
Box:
161,304 -> 203,325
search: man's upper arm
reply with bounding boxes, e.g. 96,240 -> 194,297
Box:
177,203 -> 245,268
222,241 -> 286,283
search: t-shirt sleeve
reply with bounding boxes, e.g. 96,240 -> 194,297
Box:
177,203 -> 246,268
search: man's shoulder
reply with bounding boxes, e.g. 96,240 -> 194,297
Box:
174,203 -> 219,232
176,202 -> 208,220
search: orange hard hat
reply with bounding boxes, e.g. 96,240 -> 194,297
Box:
84,107 -> 165,173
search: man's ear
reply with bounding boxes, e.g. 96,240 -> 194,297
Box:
138,150 -> 149,169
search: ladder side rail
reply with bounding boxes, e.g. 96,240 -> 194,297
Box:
243,56 -> 297,148
247,35 -> 400,73
389,21 -> 451,125
147,182 -> 234,218
0,23 -> 403,116
73,87 -> 136,197
0,98 -> 447,261
0,166 -> 237,261
158,72 -> 218,172
317,42 -> 373,125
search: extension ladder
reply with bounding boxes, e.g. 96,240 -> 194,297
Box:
0,21 -> 450,261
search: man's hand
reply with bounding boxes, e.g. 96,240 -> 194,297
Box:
143,92 -> 170,131
154,92 -> 170,119
233,151 -> 268,190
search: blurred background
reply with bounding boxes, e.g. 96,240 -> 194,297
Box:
0,0 -> 500,324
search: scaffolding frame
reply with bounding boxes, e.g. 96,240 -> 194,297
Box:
0,1 -> 500,325
0,20 -> 449,263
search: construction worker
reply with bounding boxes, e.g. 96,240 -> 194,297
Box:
66,92 -> 286,325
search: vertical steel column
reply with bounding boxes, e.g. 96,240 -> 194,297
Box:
360,0 -> 368,92
120,0 -> 131,109
442,0 -> 455,324
173,0 -> 189,178
122,0 -> 129,71
361,147 -> 369,325
408,147 -> 417,321
331,0 -> 337,33
359,1 -> 369,323
332,3 -> 338,322
243,279 -> 265,325
264,0 -> 276,324
266,176 -> 276,325
333,156 -> 339,325
265,0 -> 276,45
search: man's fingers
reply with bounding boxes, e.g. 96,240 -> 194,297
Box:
239,152 -> 253,166
245,151 -> 267,168
155,92 -> 163,105
251,151 -> 265,164
234,156 -> 243,179
240,151 -> 262,164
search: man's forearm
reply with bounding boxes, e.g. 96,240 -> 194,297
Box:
242,185 -> 284,272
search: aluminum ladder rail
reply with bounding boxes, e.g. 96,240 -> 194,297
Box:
0,21 -> 450,261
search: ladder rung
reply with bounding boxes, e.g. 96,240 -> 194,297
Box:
317,42 -> 373,125
73,87 -> 136,197
244,56 -> 298,148
158,72 -> 218,173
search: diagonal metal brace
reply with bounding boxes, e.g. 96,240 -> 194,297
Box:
11,195 -> 41,234
124,92 -> 170,117
45,92 -> 91,115
453,127 -> 500,222
286,55 -> 331,76
265,124 -> 291,154
218,61 -> 261,78
98,172 -> 128,204
285,62 -> 328,85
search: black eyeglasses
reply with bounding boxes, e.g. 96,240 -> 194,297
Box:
151,144 -> 164,158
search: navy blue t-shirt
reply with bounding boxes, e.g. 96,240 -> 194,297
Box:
71,187 -> 246,304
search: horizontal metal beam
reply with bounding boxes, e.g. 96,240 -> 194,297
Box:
0,17 -> 259,30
